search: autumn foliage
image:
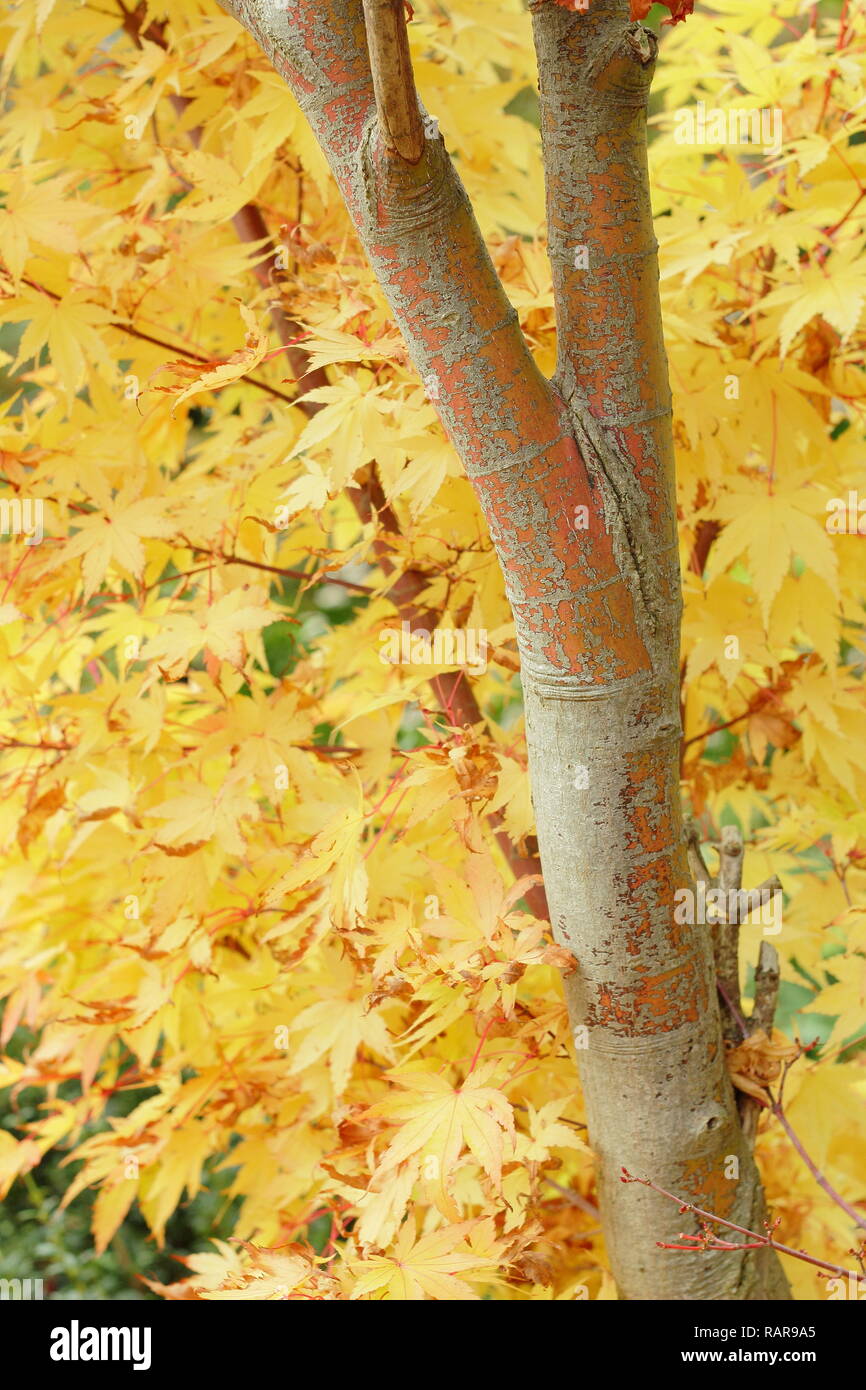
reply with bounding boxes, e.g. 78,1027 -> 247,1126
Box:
0,0 -> 864,1300
556,0 -> 695,23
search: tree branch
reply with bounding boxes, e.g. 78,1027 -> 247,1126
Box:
751,940 -> 781,1035
361,0 -> 425,162
715,824 -> 745,1045
209,0 -> 790,1299
621,1169 -> 866,1285
740,940 -> 781,1145
530,3 -> 668,430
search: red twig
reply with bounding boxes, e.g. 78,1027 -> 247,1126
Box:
620,1169 -> 866,1284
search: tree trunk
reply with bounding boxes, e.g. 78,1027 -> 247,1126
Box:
216,0 -> 791,1300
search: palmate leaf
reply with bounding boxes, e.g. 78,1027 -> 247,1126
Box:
149,303 -> 270,411
368,1062 -> 515,1191
348,1218 -> 503,1301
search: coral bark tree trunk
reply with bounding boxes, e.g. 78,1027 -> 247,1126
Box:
215,0 -> 791,1300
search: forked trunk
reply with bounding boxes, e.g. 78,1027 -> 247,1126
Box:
217,0 -> 790,1300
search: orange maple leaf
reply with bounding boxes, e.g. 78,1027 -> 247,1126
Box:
725,1029 -> 802,1107
149,302 -> 270,413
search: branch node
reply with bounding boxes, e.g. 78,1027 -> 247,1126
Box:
718,824 -> 745,892
626,22 -> 657,67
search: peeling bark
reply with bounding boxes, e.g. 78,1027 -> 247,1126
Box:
215,0 -> 791,1300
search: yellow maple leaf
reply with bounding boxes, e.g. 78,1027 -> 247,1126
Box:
521,1099 -> 590,1163
369,1062 -> 514,1191
203,1243 -> 319,1300
52,489 -> 175,598
288,992 -> 395,1095
92,1180 -> 138,1255
148,776 -> 259,857
708,483 -> 837,625
0,171 -> 84,281
140,591 -> 274,679
760,245 -> 866,357
12,289 -> 115,395
349,1219 -> 493,1300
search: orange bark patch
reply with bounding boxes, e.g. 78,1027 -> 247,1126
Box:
586,953 -> 707,1035
680,1155 -> 738,1220
474,431 -> 651,679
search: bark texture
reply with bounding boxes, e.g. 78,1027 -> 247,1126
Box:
215,0 -> 791,1300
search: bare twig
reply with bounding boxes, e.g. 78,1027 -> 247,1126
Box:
182,545 -> 373,596
751,940 -> 781,1036
620,1169 -> 866,1285
741,941 -> 781,1145
753,874 -> 783,904
715,825 -> 745,1044
716,978 -> 749,1041
20,276 -> 301,409
682,708 -> 751,749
